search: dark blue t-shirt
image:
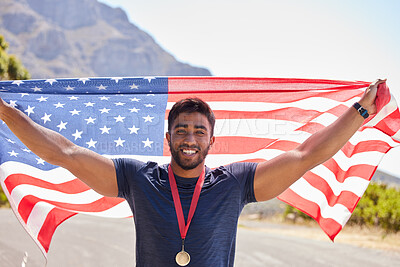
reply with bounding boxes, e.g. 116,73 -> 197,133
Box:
113,158 -> 258,267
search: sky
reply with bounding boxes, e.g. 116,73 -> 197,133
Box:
98,0 -> 400,176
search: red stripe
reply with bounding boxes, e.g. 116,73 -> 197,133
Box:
4,173 -> 90,194
323,161 -> 377,183
302,171 -> 362,210
374,109 -> 400,137
163,137 -> 277,156
17,195 -> 123,223
164,107 -> 322,122
37,208 -> 77,252
166,90 -> 364,103
278,188 -> 343,240
168,77 -> 369,94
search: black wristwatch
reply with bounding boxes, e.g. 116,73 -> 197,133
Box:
353,102 -> 369,119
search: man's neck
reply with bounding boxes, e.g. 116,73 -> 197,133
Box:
169,160 -> 205,178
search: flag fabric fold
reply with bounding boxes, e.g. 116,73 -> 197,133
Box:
0,77 -> 399,256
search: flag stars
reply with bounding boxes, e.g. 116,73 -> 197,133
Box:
20,93 -> 29,97
12,80 -> 24,86
86,138 -> 97,148
143,115 -> 154,122
57,121 -> 68,132
99,96 -> 110,101
143,77 -> 155,83
84,102 -> 95,107
72,130 -> 83,140
9,100 -> 18,108
114,115 -> 126,123
36,158 -> 45,165
22,148 -> 31,153
45,79 -> 57,85
84,117 -> 96,124
7,138 -> 15,144
111,77 -> 123,83
37,96 -> 48,102
70,109 -> 81,116
128,125 -> 140,134
97,84 -> 107,90
114,137 -> 125,147
144,104 -> 155,108
78,78 -> 90,84
100,126 -> 111,134
65,85 -> 75,91
99,108 -> 111,114
142,138 -> 153,148
129,107 -> 140,113
130,83 -> 139,89
41,113 -> 52,124
25,106 -> 35,116
130,97 -> 140,102
68,96 -> 79,101
54,102 -> 65,108
32,86 -> 42,92
114,102 -> 126,106
8,150 -> 19,157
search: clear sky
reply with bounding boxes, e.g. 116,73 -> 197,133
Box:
99,0 -> 400,176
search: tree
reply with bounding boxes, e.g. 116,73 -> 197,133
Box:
0,34 -> 30,80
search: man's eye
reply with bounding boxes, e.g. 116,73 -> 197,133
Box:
176,129 -> 186,134
196,131 -> 205,135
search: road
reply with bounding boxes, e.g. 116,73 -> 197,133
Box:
1,209 -> 399,266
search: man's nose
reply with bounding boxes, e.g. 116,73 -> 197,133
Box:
183,132 -> 196,144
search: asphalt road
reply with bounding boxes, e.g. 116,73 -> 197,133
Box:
1,209 -> 399,267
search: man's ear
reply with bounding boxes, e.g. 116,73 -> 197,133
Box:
210,136 -> 215,146
166,132 -> 171,146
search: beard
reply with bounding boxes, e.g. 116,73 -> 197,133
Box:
170,143 -> 211,170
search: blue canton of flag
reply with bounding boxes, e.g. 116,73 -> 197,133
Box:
0,77 -> 169,171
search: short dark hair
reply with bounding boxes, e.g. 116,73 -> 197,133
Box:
168,97 -> 216,136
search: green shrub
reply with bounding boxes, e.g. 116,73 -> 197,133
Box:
283,182 -> 400,233
0,186 -> 10,208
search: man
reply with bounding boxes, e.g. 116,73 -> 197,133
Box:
0,79 -> 385,266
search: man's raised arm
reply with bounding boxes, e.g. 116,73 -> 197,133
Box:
0,97 -> 118,197
253,79 -> 386,202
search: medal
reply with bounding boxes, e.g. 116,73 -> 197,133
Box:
175,239 -> 190,266
168,165 -> 205,266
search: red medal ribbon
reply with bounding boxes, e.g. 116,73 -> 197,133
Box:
168,165 -> 205,240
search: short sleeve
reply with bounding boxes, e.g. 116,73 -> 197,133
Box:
224,162 -> 258,205
112,158 -> 145,199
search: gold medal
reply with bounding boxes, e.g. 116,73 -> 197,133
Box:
175,250 -> 190,266
169,166 -> 205,266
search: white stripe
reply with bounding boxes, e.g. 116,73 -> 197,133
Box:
0,161 -> 76,183
310,164 -> 370,197
27,202 -> 55,238
79,201 -> 132,218
365,94 -> 398,127
289,178 -> 352,226
164,119 -> 303,138
332,150 -> 385,172
11,184 -> 103,207
166,95 -> 364,112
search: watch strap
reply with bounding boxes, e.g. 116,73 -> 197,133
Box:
353,102 -> 369,119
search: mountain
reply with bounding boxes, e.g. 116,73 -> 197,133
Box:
0,0 -> 211,78
372,169 -> 400,188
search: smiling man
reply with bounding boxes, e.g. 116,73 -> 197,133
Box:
0,79 -> 385,266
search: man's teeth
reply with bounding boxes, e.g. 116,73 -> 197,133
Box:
183,149 -> 196,155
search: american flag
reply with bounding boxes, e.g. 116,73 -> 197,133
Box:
0,77 -> 399,257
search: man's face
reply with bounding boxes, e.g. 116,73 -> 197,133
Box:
167,112 -> 214,171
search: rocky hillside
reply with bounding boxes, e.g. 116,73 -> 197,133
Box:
0,0 -> 211,78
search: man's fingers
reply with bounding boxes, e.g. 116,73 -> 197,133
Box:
371,79 -> 387,87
